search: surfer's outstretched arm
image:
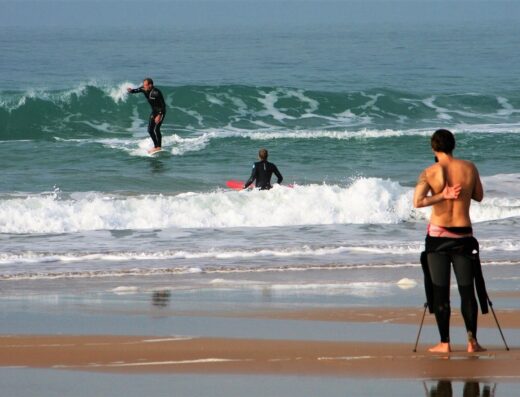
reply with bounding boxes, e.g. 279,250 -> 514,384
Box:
127,86 -> 144,94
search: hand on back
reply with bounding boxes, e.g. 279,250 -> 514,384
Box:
442,183 -> 461,200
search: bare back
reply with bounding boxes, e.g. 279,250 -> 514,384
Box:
415,157 -> 483,227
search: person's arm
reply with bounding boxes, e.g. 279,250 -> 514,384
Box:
472,166 -> 484,202
244,164 -> 257,189
127,86 -> 143,94
273,165 -> 283,184
413,170 -> 461,208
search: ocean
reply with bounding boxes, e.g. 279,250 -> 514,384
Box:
1,0 -> 520,302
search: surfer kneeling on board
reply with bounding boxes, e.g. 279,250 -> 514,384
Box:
244,148 -> 283,190
127,78 -> 166,154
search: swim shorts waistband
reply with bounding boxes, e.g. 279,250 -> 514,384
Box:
427,223 -> 473,238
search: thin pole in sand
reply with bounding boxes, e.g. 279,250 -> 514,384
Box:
413,302 -> 428,352
488,298 -> 509,351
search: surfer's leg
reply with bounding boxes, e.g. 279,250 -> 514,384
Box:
147,114 -> 160,148
427,253 -> 452,350
154,117 -> 163,148
453,255 -> 484,352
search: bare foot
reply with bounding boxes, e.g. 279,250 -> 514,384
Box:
428,342 -> 451,353
148,147 -> 162,154
467,339 -> 486,353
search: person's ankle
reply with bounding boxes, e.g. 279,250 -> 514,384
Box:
467,332 -> 485,352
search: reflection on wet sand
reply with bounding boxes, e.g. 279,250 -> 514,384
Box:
151,290 -> 171,307
426,380 -> 496,397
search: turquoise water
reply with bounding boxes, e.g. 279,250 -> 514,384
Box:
1,1 -> 520,295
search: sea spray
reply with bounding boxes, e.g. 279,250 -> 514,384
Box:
1,177 -> 520,234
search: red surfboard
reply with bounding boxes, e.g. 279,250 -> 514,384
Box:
226,180 -> 247,190
226,180 -> 294,190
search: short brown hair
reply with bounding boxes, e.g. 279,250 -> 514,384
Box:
143,77 -> 154,86
431,129 -> 455,154
258,148 -> 268,160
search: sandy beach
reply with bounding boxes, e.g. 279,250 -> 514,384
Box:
1,306 -> 517,380
1,275 -> 519,397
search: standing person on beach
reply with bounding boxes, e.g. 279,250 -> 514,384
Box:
414,129 -> 486,353
127,78 -> 166,154
244,148 -> 283,190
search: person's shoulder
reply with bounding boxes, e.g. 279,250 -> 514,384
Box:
424,163 -> 442,176
460,158 -> 476,167
454,158 -> 478,171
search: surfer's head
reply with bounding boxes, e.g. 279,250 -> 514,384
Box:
258,148 -> 268,161
143,78 -> 154,92
431,129 -> 455,154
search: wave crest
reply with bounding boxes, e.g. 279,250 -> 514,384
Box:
3,83 -> 520,141
1,176 -> 519,234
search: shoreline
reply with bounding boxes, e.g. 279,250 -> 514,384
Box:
79,306 -> 520,329
184,307 -> 520,328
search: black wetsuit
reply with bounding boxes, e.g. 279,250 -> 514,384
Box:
244,160 -> 283,190
129,86 -> 166,148
422,228 -> 482,343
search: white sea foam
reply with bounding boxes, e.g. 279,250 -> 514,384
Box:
1,176 -> 519,234
257,90 -> 296,121
111,286 -> 139,295
6,260 -> 519,282
318,356 -> 373,361
0,83 -> 90,112
482,174 -> 520,196
51,122 -> 520,159
205,93 -> 225,106
87,127 -> 430,157
0,80 -> 142,113
0,243 -> 423,268
269,281 -> 393,297
421,95 -> 520,121
139,337 -> 194,343
0,178 -> 414,233
87,358 -> 249,367
455,122 -> 520,134
106,81 -> 134,103
397,278 -> 417,289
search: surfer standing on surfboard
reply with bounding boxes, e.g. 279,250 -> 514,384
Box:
244,148 -> 283,190
127,78 -> 166,154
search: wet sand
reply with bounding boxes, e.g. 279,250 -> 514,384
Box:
1,305 -> 517,380
167,306 -> 520,329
